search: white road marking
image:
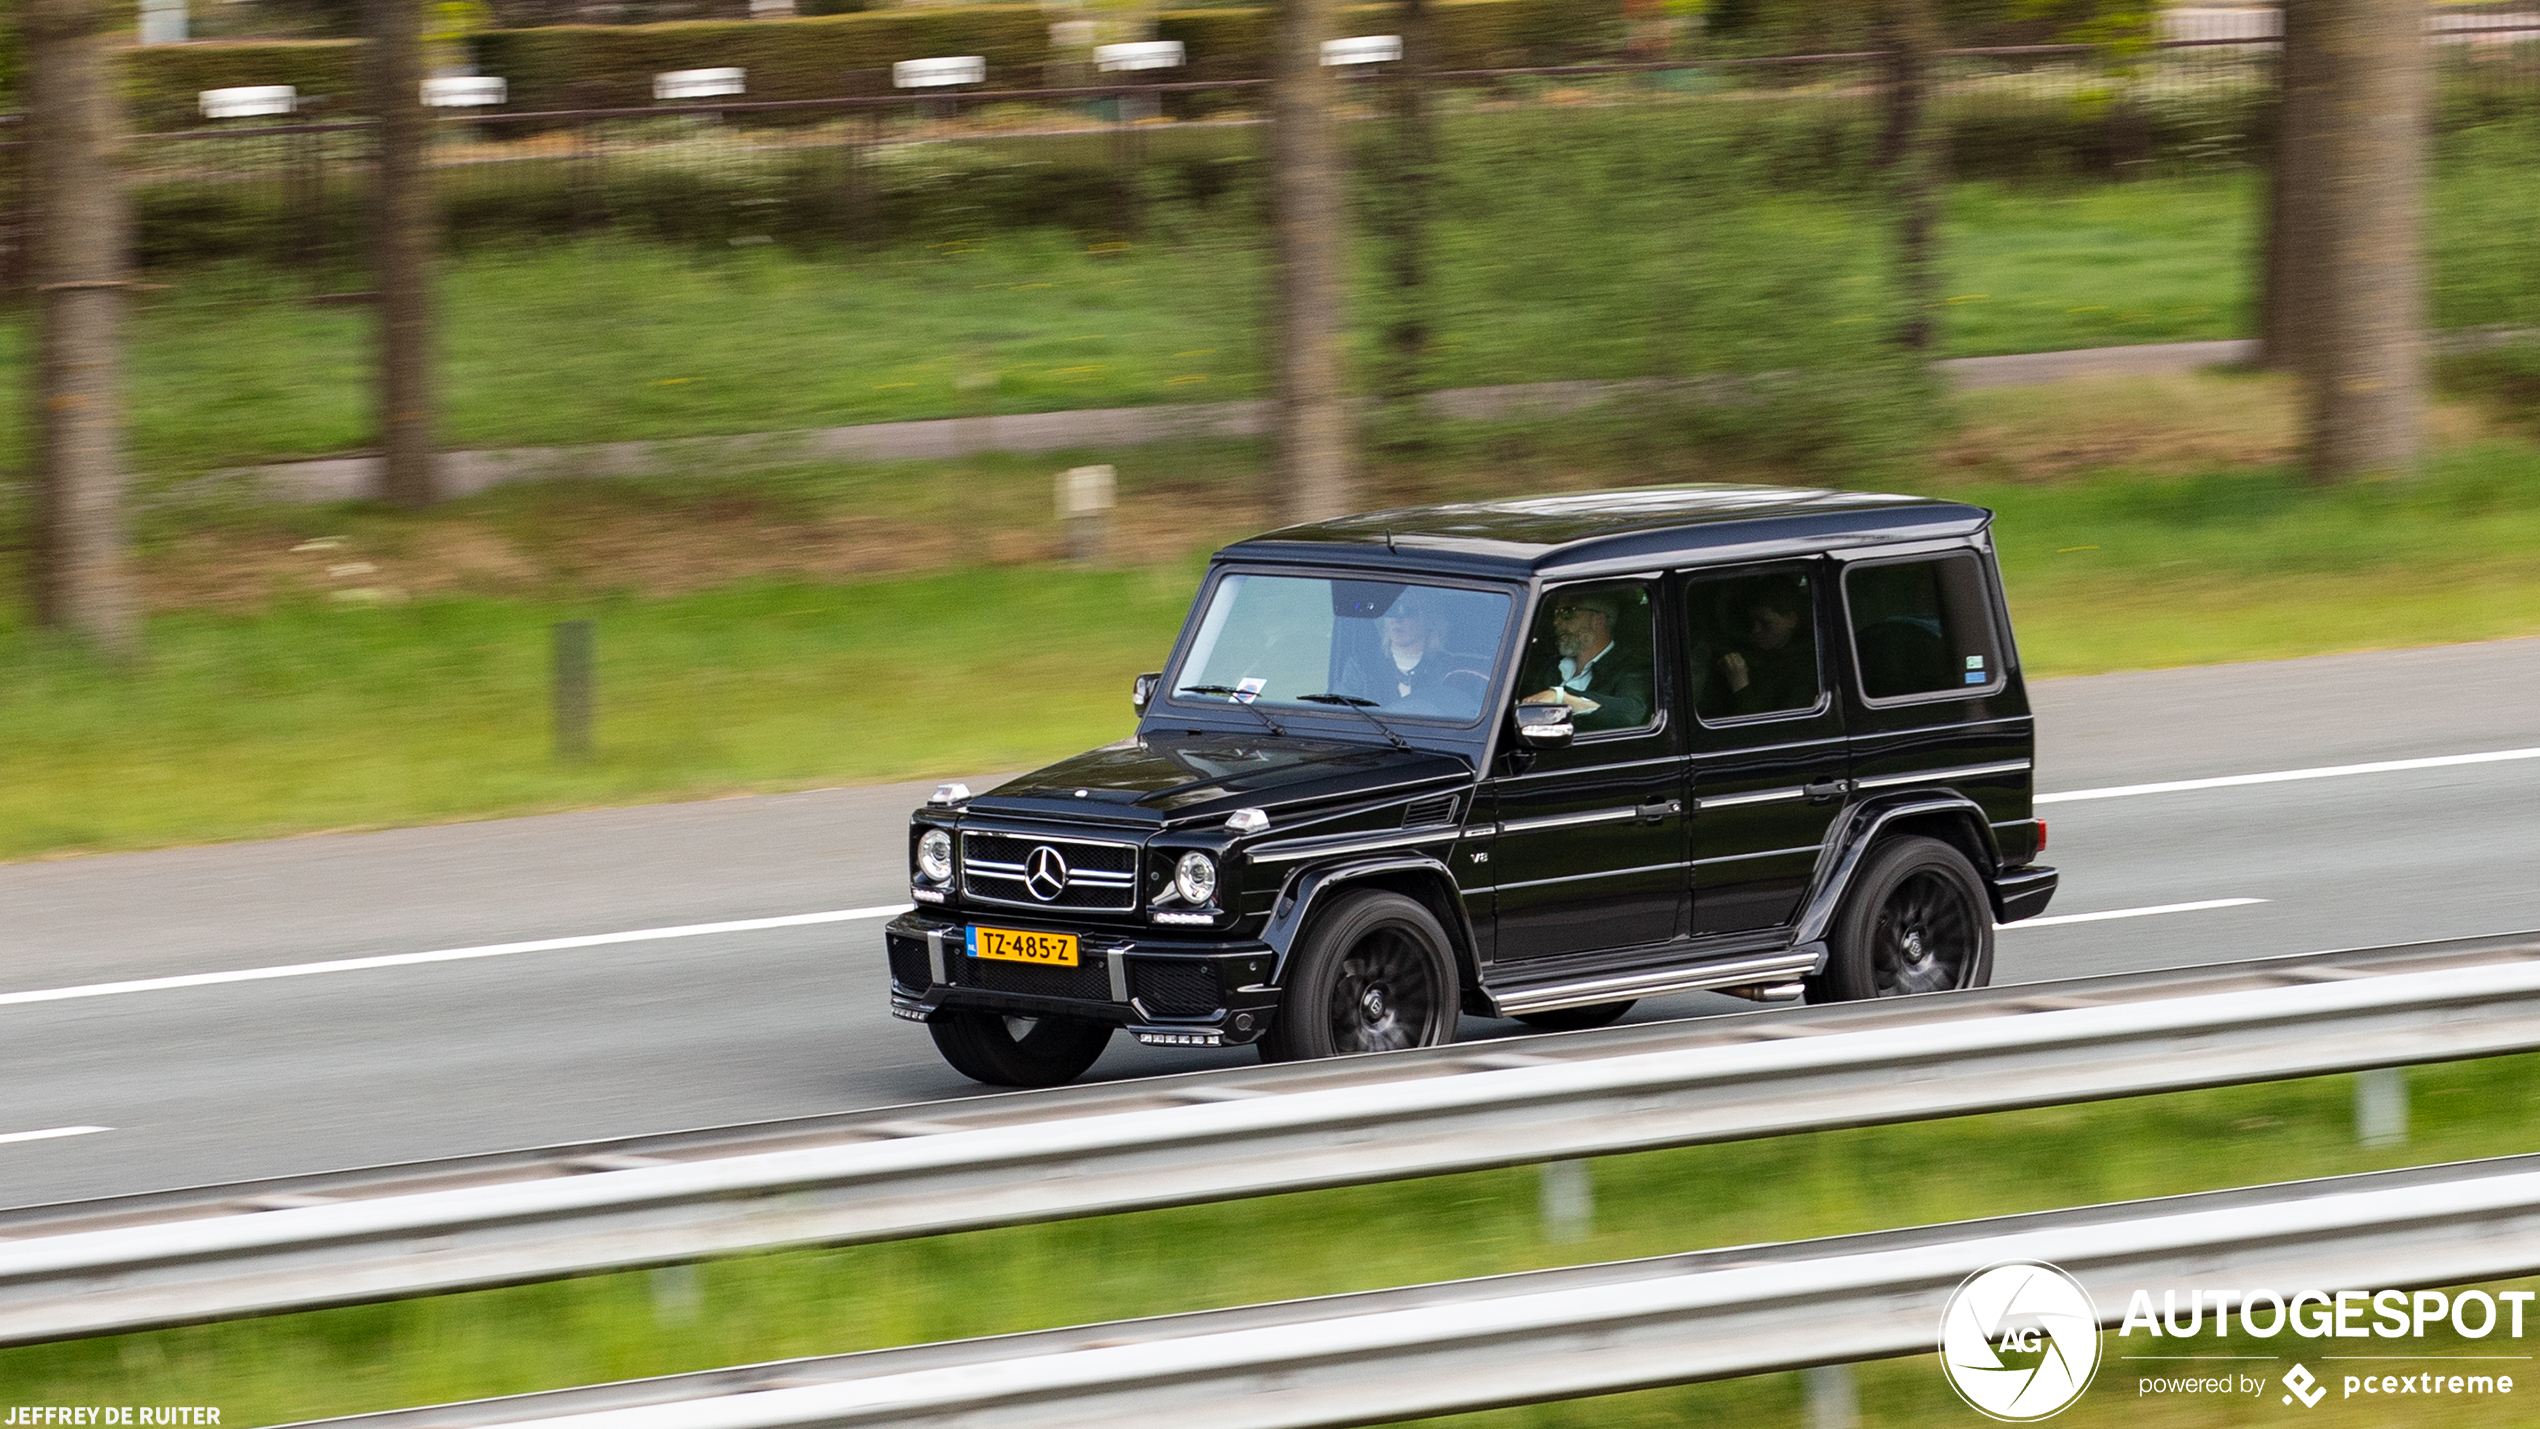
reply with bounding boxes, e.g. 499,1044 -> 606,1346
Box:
2038,747 -> 2540,805
0,1125 -> 113,1146
2000,897 -> 2267,930
0,904 -> 915,1010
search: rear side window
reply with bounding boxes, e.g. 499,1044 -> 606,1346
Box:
1684,568 -> 1824,723
1843,553 -> 2004,701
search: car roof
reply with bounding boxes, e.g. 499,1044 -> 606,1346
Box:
1215,484 -> 1994,580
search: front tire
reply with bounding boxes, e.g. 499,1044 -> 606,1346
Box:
1805,835 -> 1993,1003
930,1010 -> 1113,1087
1262,891 -> 1460,1062
1514,1000 -> 1636,1031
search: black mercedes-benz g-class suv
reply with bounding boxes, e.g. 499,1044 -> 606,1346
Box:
885,485 -> 2058,1085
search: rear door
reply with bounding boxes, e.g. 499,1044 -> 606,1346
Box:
1679,560 -> 1851,936
1834,543 -> 2034,838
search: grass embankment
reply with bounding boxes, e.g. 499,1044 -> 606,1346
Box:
4,368 -> 2539,863
0,172 -> 2251,475
6,1053 -> 2539,1425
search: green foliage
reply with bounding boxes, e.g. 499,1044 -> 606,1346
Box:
120,39 -> 364,133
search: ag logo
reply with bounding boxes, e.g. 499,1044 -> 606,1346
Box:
1939,1262 -> 2102,1421
2283,1363 -> 2325,1408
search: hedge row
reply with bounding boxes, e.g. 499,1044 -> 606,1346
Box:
123,39 -> 364,133
109,0 -> 1624,131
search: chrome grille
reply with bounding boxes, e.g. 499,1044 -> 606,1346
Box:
960,831 -> 1141,912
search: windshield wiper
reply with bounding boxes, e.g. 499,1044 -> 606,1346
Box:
1176,685 -> 1286,737
1298,693 -> 1411,749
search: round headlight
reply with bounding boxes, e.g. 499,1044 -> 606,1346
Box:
1174,851 -> 1219,906
917,829 -> 953,883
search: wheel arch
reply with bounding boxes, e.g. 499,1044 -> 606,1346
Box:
1791,794 -> 2006,960
1262,855 -> 1482,996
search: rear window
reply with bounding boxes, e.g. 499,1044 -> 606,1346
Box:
1843,554 -> 2004,701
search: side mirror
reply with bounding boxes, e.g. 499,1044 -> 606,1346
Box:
1132,671 -> 1162,713
1513,701 -> 1574,750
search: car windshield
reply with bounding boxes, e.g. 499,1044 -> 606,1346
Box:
1173,574 -> 1513,726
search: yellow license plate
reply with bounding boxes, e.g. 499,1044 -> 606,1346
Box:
967,926 -> 1080,967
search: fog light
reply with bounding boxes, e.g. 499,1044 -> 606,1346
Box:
1174,851 -> 1218,905
917,829 -> 953,883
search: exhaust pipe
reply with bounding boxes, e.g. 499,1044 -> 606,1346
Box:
1720,981 -> 1806,1003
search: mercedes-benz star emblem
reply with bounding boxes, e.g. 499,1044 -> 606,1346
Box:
1024,845 -> 1071,901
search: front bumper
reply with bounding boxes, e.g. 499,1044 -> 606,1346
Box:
884,911 -> 1282,1047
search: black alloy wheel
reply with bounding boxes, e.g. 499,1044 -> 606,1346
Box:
1263,890 -> 1461,1061
930,1009 -> 1114,1087
1805,835 -> 1995,1004
1513,1000 -> 1637,1032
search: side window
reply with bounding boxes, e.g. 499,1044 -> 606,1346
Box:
1684,568 -> 1824,723
1514,582 -> 1659,735
1843,553 -> 2005,702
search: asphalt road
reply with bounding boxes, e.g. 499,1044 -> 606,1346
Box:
3,638 -> 2535,1208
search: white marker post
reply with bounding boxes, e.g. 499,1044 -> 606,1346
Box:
894,56 -> 986,121
1321,34 -> 1404,66
421,76 -> 508,108
1057,464 -> 1117,564
1095,41 -> 1184,121
200,86 -> 298,120
653,68 -> 746,102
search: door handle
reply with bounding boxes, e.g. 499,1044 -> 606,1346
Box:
1804,778 -> 1849,805
1636,799 -> 1681,823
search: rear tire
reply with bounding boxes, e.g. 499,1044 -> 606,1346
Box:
930,1009 -> 1113,1087
1513,1000 -> 1636,1031
1805,835 -> 1993,1004
1262,891 -> 1460,1062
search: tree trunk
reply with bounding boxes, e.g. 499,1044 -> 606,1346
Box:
24,0 -> 137,656
2258,0 -> 2329,370
2303,0 -> 2426,482
1271,0 -> 1353,522
1376,0 -> 1435,427
367,0 -> 437,507
1881,0 -> 1942,357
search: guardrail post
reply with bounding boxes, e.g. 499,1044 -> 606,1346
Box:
649,1263 -> 702,1324
2356,1066 -> 2408,1147
1804,1363 -> 1861,1429
553,619 -> 594,761
1539,1158 -> 1592,1243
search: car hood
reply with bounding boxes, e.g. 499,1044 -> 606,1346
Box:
966,733 -> 1471,828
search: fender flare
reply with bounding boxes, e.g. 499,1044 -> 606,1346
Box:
1788,794 -> 2004,969
1261,854 -> 1482,989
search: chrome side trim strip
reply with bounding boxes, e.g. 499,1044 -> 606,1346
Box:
1495,807 -> 1641,836
1852,760 -> 2033,791
1490,949 -> 1821,1014
1697,787 -> 1805,810
1496,754 -> 1687,785
1247,828 -> 1463,865
1688,844 -> 1826,868
1494,861 -> 1690,893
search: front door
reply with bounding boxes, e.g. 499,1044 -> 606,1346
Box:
1679,561 -> 1850,936
1484,579 -> 1688,960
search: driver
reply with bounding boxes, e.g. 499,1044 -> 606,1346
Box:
1520,589 -> 1650,732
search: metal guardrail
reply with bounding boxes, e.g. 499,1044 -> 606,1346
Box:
3,931 -> 2538,1345
294,1152 -> 2540,1429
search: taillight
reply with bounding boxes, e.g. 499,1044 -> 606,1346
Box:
2035,818 -> 2049,855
